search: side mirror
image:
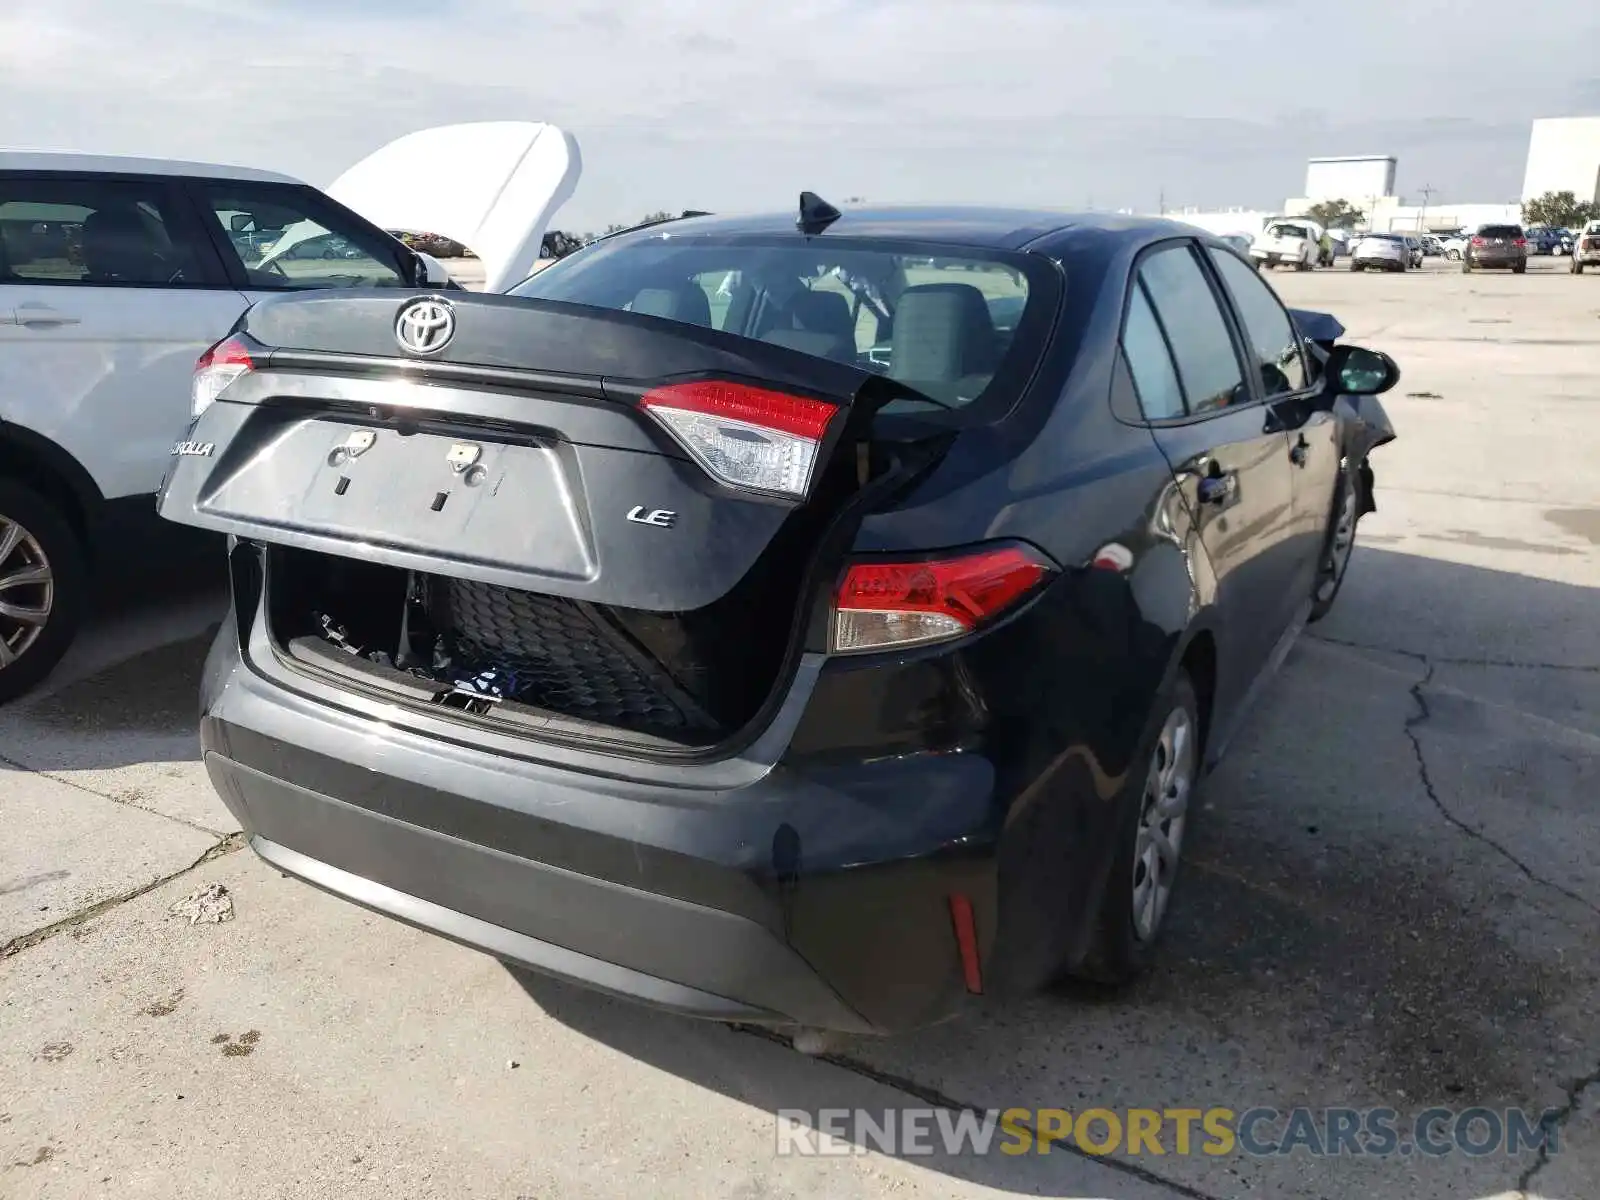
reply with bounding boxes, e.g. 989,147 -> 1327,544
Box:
229,213 -> 252,233
1325,345 -> 1400,396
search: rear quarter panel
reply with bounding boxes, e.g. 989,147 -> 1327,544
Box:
811,235 -> 1218,990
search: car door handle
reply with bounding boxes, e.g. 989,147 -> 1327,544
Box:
1197,470 -> 1237,504
14,304 -> 81,327
1289,434 -> 1310,467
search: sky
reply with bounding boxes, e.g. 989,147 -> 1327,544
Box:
3,0 -> 1599,234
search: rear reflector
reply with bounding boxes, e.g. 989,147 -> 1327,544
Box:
831,543 -> 1055,654
192,335 -> 255,418
948,893 -> 983,994
640,380 -> 838,498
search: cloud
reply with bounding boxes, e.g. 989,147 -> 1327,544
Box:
4,0 -> 1598,230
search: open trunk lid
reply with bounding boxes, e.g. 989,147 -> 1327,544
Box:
159,291 -> 885,612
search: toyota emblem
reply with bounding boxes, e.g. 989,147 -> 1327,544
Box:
395,297 -> 456,356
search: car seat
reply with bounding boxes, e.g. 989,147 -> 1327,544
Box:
887,282 -> 998,402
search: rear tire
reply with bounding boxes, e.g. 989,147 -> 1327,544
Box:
1462,259 -> 1473,273
0,481 -> 87,705
1575,262 -> 1586,274
1513,260 -> 1526,275
1068,672 -> 1201,985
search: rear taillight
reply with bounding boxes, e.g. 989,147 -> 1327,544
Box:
831,543 -> 1056,654
640,380 -> 838,498
1514,238 -> 1527,248
192,335 -> 255,418
1471,236 -> 1485,246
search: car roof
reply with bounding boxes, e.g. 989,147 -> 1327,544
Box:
623,205 -> 1219,253
0,149 -> 303,185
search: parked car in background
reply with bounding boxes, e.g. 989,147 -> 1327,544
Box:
1571,221 -> 1600,273
1419,235 -> 1445,257
1440,233 -> 1470,261
1349,232 -> 1410,272
0,148 -> 527,702
1525,227 -> 1571,256
156,204 -> 1397,1034
1219,233 -> 1254,258
1399,234 -> 1425,268
389,229 -> 476,258
1462,224 -> 1528,273
1250,220 -> 1319,270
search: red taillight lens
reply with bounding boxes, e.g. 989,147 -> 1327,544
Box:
640,380 -> 838,497
831,544 -> 1056,654
192,335 -> 254,418
1471,236 -> 1485,246
1514,238 -> 1527,248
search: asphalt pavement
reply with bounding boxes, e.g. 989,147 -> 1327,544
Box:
1,253 -> 1596,1200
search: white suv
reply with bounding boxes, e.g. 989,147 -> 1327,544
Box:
0,151 -> 459,701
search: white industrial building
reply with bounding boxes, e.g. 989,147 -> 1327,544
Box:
1521,117 -> 1600,204
1302,156 -> 1397,203
1159,116 -> 1597,239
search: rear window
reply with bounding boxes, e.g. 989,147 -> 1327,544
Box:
1266,225 -> 1307,239
509,232 -> 1058,413
1478,225 -> 1523,238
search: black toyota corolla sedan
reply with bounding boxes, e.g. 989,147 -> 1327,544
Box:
158,198 -> 1397,1034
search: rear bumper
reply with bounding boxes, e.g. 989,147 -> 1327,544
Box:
1468,251 -> 1525,267
200,617 -> 1000,1034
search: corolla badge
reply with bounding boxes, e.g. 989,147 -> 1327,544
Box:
171,441 -> 215,457
395,297 -> 456,356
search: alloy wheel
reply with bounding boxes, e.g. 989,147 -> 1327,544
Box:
1316,483 -> 1358,604
1131,704 -> 1194,943
0,513 -> 54,670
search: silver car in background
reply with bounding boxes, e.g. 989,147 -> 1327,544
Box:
1349,233 -> 1410,273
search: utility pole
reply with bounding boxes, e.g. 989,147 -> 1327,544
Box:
1417,183 -> 1435,232
1158,186 -> 1166,216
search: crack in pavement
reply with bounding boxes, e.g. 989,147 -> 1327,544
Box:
0,832 -> 244,961
1311,634 -> 1600,913
1398,659 -> 1600,919
732,1025 -> 1228,1200
1517,1058 -> 1600,1195
1310,633 -> 1600,673
0,749 -> 228,839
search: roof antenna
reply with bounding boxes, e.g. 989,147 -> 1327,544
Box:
797,191 -> 841,235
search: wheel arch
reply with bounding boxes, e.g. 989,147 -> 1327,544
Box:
0,421 -> 104,548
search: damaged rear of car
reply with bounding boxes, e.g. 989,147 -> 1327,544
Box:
161,219 -> 1074,1033
160,208 -> 1396,1034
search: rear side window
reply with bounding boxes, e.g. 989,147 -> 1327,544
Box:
1136,245 -> 1246,415
1207,248 -> 1307,397
1120,284 -> 1186,420
510,233 -> 1055,414
0,175 -> 210,287
195,182 -> 410,291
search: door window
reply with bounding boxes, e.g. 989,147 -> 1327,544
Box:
1206,247 -> 1308,397
1120,282 -> 1186,420
0,176 -> 211,287
1137,245 -> 1247,415
196,183 -> 410,290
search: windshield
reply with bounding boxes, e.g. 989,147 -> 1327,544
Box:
510,232 -> 1059,412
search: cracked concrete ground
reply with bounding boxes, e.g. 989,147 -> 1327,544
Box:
1,257 -> 1597,1198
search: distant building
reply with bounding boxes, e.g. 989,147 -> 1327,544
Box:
1521,117 -> 1600,204
1302,156 -> 1398,203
